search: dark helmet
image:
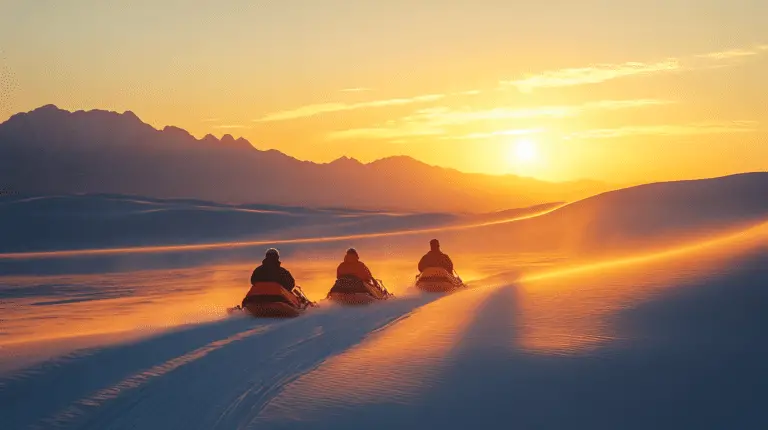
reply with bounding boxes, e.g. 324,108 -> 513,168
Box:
265,248 -> 280,259
430,239 -> 440,250
346,247 -> 358,256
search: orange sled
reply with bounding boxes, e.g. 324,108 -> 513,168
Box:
327,276 -> 393,306
232,282 -> 315,318
415,267 -> 465,293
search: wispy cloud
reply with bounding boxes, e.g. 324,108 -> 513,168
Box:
201,118 -> 220,122
568,121 -> 758,139
327,99 -> 669,141
582,99 -> 675,110
212,124 -> 249,129
255,94 -> 446,122
444,128 -> 544,140
696,48 -> 761,60
503,61 -> 681,93
401,105 -> 576,125
696,43 -> 768,60
503,43 -> 768,92
403,99 -> 671,126
327,126 -> 447,141
254,88 -> 485,122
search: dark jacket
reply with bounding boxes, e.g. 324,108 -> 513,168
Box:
418,250 -> 454,273
250,257 -> 295,291
337,253 -> 375,284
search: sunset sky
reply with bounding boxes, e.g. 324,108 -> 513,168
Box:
1,0 -> 766,183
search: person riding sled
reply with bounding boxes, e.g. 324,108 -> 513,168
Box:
414,239 -> 464,291
336,248 -> 385,294
250,248 -> 295,291
243,248 -> 311,307
337,248 -> 379,287
418,239 -> 455,274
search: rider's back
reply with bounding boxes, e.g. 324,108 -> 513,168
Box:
250,259 -> 295,291
337,253 -> 374,283
418,250 -> 454,273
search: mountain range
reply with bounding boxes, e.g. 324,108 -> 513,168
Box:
0,105 -> 611,212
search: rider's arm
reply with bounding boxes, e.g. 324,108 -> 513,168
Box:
284,269 -> 296,290
363,263 -> 375,283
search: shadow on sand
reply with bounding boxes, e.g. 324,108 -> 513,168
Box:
0,292 -> 446,430
253,246 -> 768,430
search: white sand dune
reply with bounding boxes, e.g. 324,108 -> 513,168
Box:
2,173 -> 768,429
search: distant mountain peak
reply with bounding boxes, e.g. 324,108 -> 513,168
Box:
201,133 -> 218,143
329,156 -> 363,166
162,125 -> 193,139
1,104 -> 61,125
217,134 -> 254,150
1,105 -> 155,136
370,155 -> 432,169
9,104 -> 65,120
35,104 -> 61,112
122,110 -> 141,122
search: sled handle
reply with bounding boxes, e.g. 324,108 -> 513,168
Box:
375,278 -> 389,291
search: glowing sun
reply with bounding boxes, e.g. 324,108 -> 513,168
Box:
510,138 -> 538,164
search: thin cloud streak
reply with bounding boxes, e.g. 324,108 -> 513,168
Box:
403,105 -> 575,125
503,61 -> 680,93
444,128 -> 544,140
327,126 -> 446,141
696,49 -> 760,60
212,124 -> 249,129
568,121 -> 759,139
255,89 -> 483,122
583,99 -> 675,109
503,43 -> 768,92
255,93 -> 446,122
696,43 -> 768,59
401,99 -> 671,126
328,99 -> 669,141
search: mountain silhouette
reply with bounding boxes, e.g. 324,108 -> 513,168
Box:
0,105 -> 610,212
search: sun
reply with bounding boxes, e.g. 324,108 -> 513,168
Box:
510,138 -> 538,164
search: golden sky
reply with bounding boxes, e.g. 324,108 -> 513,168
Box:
1,0 -> 766,183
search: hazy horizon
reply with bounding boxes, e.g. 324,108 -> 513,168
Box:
5,104 -> 609,184
3,102 -> 765,189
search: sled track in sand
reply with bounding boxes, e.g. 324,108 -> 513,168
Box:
2,293 -> 444,430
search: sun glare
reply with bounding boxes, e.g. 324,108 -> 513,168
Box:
510,138 -> 538,164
